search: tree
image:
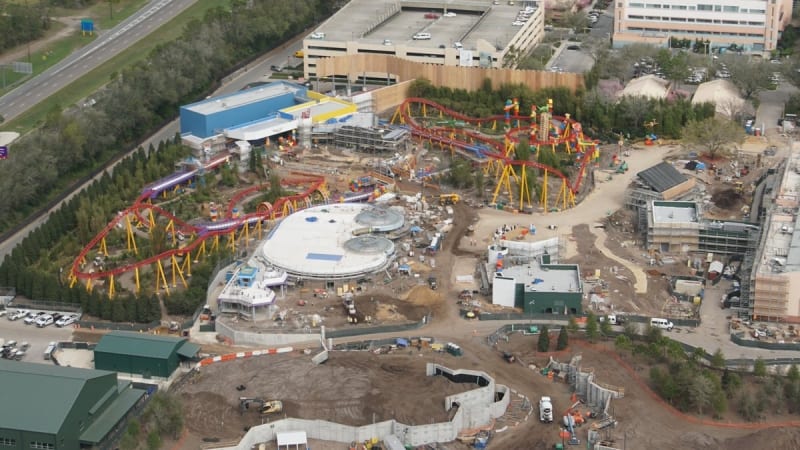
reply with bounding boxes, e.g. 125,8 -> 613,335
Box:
614,334 -> 632,353
710,348 -> 726,369
689,375 -> 714,414
682,116 -> 745,160
537,325 -> 551,352
585,312 -> 599,342
567,316 -> 579,333
753,357 -> 767,377
599,317 -> 612,337
788,364 -> 800,383
556,326 -> 569,350
738,391 -> 760,422
722,56 -> 774,99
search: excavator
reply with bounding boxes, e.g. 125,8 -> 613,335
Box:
239,397 -> 283,415
439,193 -> 460,205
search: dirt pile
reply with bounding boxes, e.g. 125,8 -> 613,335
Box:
712,188 -> 742,209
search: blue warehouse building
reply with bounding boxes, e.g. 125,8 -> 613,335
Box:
179,81 -> 357,151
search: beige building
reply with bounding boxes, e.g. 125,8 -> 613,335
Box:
302,0 -> 545,81
613,0 -> 793,53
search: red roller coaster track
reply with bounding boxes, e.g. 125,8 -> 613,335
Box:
69,169 -> 327,293
395,97 -> 598,195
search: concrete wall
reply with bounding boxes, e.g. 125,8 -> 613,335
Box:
215,320 -> 321,347
208,363 -> 510,449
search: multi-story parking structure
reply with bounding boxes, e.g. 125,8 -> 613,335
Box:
302,0 -> 545,81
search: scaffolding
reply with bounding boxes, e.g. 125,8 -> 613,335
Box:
332,125 -> 410,153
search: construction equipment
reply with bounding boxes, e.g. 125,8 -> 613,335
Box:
239,397 -> 283,415
615,161 -> 628,173
502,352 -> 516,363
428,276 -> 438,290
562,415 -> 581,445
439,193 -> 460,205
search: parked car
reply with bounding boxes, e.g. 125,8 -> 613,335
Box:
56,314 -> 79,328
0,310 -> 6,318
270,65 -> 283,73
412,32 -> 432,40
309,31 -> 325,39
443,12 -> 456,17
9,309 -> 29,321
35,314 -> 54,328
24,312 -> 46,325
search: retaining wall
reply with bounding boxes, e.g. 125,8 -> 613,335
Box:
215,319 -> 321,346
206,363 -> 510,449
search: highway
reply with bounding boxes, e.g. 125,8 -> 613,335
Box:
0,0 -> 198,123
0,36 -> 306,261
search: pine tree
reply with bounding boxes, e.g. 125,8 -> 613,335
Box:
556,326 -> 569,350
537,325 -> 550,352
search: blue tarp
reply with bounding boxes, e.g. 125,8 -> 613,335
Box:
396,338 -> 409,347
532,278 -> 544,284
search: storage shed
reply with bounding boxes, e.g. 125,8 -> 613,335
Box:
0,360 -> 145,450
94,331 -> 200,378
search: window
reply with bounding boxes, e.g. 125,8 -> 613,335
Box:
723,6 -> 738,13
0,438 -> 16,447
629,2 -> 644,7
30,442 -> 54,450
697,4 -> 713,11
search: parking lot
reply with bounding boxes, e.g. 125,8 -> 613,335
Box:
0,309 -> 75,364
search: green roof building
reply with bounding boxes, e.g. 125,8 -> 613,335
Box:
94,331 -> 200,379
0,360 -> 145,450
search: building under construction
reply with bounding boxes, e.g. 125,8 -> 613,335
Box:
311,124 -> 410,153
746,149 -> 800,322
626,162 -> 697,233
645,201 -> 760,257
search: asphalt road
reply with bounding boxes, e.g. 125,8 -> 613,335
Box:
0,0 -> 198,123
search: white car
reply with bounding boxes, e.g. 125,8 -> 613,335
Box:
512,21 -> 525,26
310,32 -> 325,39
0,310 -> 6,318
8,309 -> 29,321
56,314 -> 78,328
35,314 -> 54,328
443,12 -> 456,17
24,312 -> 45,325
412,32 -> 432,40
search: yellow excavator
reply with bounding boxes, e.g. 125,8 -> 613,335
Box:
239,397 -> 283,415
439,193 -> 460,205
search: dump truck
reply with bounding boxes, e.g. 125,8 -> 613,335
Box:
428,276 -> 438,290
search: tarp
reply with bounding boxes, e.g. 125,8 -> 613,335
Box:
396,338 -> 409,347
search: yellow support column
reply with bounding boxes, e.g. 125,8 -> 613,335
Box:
85,278 -> 93,293
540,170 -> 549,212
134,266 -> 141,294
69,273 -> 77,288
181,253 -> 192,278
210,235 -> 219,253
108,275 -> 115,299
155,260 -> 170,296
226,231 -> 236,253
148,209 -> 156,228
126,216 -> 138,254
518,165 -> 532,211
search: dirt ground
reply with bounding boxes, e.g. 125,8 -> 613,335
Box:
176,351 -> 485,440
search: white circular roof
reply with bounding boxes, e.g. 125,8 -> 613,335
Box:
260,203 -> 398,279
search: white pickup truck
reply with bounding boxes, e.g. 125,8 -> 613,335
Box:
539,396 -> 554,423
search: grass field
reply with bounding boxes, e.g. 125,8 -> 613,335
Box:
3,0 -> 231,132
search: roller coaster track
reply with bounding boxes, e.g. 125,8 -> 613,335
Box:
393,98 -> 599,204
69,157 -> 328,296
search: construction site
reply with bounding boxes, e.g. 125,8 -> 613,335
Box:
49,73 -> 800,449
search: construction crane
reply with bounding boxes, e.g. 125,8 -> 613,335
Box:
239,397 -> 283,415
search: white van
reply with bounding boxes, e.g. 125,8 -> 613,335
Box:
650,318 -> 674,331
412,32 -> 432,40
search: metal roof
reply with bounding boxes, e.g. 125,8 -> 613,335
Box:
637,162 -> 688,193
94,331 -> 190,359
0,360 -> 116,435
79,383 -> 145,444
177,341 -> 201,359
